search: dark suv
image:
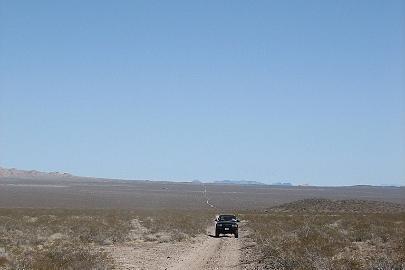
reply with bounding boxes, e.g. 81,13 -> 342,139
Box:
215,214 -> 240,238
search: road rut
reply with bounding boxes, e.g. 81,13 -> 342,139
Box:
108,226 -> 242,270
167,228 -> 241,270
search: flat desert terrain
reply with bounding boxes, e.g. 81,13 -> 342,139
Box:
0,177 -> 404,269
0,177 -> 403,209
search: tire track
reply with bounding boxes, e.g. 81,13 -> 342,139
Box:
203,185 -> 217,209
167,226 -> 241,270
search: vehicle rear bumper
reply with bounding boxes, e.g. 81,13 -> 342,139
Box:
216,227 -> 238,234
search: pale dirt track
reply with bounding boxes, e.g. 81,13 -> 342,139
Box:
168,188 -> 241,269
167,228 -> 241,270
108,186 -> 243,269
107,225 -> 243,270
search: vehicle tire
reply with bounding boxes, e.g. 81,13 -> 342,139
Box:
234,232 -> 238,238
215,230 -> 219,238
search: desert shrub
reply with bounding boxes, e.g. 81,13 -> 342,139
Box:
0,208 -> 214,269
0,256 -> 8,267
242,199 -> 405,270
15,240 -> 113,270
138,209 -> 212,238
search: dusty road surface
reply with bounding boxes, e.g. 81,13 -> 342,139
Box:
167,228 -> 241,270
107,225 -> 243,270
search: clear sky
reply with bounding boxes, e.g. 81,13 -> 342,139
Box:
0,0 -> 404,186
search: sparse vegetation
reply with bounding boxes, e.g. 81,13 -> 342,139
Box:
0,208 -> 213,269
241,199 -> 405,270
1,178 -> 404,269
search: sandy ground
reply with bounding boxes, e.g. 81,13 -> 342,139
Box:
168,231 -> 241,270
106,225 -> 244,270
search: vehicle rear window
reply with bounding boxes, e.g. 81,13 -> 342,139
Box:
219,215 -> 236,221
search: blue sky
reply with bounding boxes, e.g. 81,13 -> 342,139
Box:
0,0 -> 404,186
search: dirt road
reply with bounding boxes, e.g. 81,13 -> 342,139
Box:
167,228 -> 241,270
108,226 -> 243,270
109,187 -> 243,269
167,188 -> 242,269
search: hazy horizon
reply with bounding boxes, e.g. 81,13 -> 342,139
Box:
1,1 -> 404,186
0,164 -> 404,188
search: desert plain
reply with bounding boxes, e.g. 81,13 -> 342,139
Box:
0,174 -> 404,269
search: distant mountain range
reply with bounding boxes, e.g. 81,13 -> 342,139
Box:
0,168 -> 296,186
211,180 -> 294,186
271,182 -> 293,186
212,180 -> 267,185
0,167 -> 74,179
4,167 -> 399,187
